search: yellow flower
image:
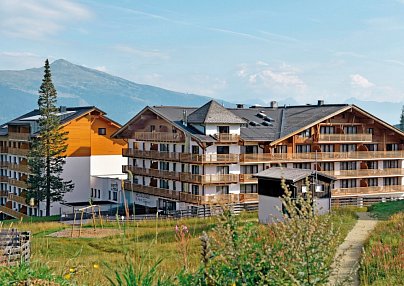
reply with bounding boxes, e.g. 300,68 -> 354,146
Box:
69,268 -> 75,273
93,263 -> 100,269
64,273 -> 71,280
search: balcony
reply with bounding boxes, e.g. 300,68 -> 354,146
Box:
8,163 -> 30,173
240,150 -> 404,163
332,185 -> 404,197
318,133 -> 372,143
8,132 -> 30,141
8,178 -> 28,189
0,146 -> 8,153
0,191 -> 8,197
0,176 -> 8,183
133,132 -> 185,142
7,193 -> 28,205
239,174 -> 258,183
8,147 -> 29,156
123,165 -> 180,181
213,133 -> 240,143
180,153 -> 239,164
123,181 -> 258,205
0,162 -> 9,168
180,173 -> 239,184
0,205 -> 28,219
322,168 -> 404,179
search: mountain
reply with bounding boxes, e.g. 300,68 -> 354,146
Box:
0,59 -> 234,124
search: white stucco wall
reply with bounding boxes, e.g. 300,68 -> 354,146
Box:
90,155 -> 126,178
62,156 -> 91,203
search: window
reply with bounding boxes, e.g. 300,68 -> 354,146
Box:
218,126 -> 230,134
367,128 -> 374,135
340,161 -> 357,170
296,145 -> 311,153
366,161 -> 378,169
160,144 -> 169,152
98,189 -> 100,198
271,163 -> 287,168
216,166 -> 229,174
216,186 -> 229,194
274,145 -> 287,153
192,145 -> 199,154
319,162 -> 334,171
340,144 -> 356,152
240,184 -> 257,193
384,177 -> 398,186
98,128 -> 106,135
293,163 -> 311,169
344,126 -> 357,134
160,180 -> 169,189
383,160 -> 398,168
299,129 -> 311,138
241,165 -> 258,174
244,145 -> 258,154
159,161 -> 169,171
367,178 -> 378,187
173,144 -> 176,153
340,179 -> 356,188
191,185 -> 199,195
172,181 -> 176,191
320,144 -> 334,152
150,125 -> 155,132
320,126 -> 334,134
386,144 -> 398,151
365,144 -> 378,151
191,165 -> 199,174
108,191 -> 111,200
113,192 -> 118,201
217,146 -> 230,154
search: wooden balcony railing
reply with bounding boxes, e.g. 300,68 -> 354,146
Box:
0,146 -> 8,153
0,162 -> 9,168
0,191 -> 8,197
179,173 -> 239,184
0,205 -> 28,219
123,149 -> 181,161
8,148 -> 29,156
8,163 -> 30,173
0,176 -> 8,183
180,153 -> 239,164
240,150 -> 404,163
332,185 -> 404,197
239,174 -> 258,183
8,132 -> 30,141
123,181 -> 258,205
8,179 -> 28,189
134,132 -> 185,142
213,133 -> 240,142
123,165 -> 180,181
318,133 -> 372,142
323,168 -> 404,179
7,193 -> 28,205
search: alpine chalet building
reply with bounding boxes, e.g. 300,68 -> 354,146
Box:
113,100 -> 404,214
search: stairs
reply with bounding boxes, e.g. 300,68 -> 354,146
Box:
0,205 -> 28,219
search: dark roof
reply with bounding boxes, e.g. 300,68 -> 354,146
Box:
187,100 -> 246,124
254,167 -> 336,182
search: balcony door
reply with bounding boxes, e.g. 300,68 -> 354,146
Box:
218,126 -> 230,134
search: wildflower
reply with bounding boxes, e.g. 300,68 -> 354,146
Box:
69,268 -> 75,273
64,273 -> 71,280
93,263 -> 100,269
175,225 -> 179,232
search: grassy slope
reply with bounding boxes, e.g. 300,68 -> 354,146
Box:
368,200 -> 404,220
1,210 -> 357,286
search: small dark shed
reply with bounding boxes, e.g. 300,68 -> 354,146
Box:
254,167 -> 335,223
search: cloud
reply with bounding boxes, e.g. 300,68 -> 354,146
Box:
384,59 -> 404,67
350,74 -> 374,88
0,0 -> 92,39
114,45 -> 169,60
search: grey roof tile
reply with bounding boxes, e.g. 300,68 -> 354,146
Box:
187,100 -> 246,124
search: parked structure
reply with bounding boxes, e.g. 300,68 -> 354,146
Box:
255,167 -> 335,223
0,106 -> 127,219
114,99 -> 404,213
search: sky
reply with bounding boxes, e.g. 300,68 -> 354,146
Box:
1,0 -> 404,106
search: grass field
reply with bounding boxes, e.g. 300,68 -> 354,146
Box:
0,208 -> 358,286
360,200 -> 404,286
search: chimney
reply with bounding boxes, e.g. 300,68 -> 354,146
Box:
270,101 -> 278,108
182,110 -> 187,126
60,106 -> 67,113
236,104 -> 244,109
317,100 -> 324,106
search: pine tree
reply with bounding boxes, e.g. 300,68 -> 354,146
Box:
400,105 -> 404,131
27,59 -> 74,216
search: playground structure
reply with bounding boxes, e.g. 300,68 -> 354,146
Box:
0,229 -> 31,266
71,204 -> 104,237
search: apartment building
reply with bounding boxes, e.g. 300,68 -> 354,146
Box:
113,100 -> 404,213
0,106 -> 127,219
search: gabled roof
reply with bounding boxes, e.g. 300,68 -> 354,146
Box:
254,167 -> 336,182
187,100 -> 246,124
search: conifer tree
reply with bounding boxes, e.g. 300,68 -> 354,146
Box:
27,59 -> 74,216
400,105 -> 404,131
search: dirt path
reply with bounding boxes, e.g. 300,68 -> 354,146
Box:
328,212 -> 378,286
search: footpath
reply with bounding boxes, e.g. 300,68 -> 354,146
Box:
328,212 -> 378,286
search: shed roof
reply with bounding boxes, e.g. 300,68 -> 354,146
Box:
254,167 -> 336,182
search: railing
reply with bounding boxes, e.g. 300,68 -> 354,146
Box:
180,153 -> 239,164
0,162 -> 9,168
7,193 -> 27,205
123,149 -> 181,161
0,176 -> 8,183
213,133 -> 240,142
239,174 -> 258,183
123,181 -> 258,205
180,173 -> 239,184
8,179 -> 28,189
0,206 -> 28,219
134,132 -> 185,142
8,132 -> 30,141
123,165 -> 180,181
0,191 -> 8,197
318,133 -> 372,142
0,147 -> 8,153
8,148 -> 29,156
323,168 -> 404,178
332,185 -> 404,197
8,163 -> 29,173
240,150 -> 404,163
